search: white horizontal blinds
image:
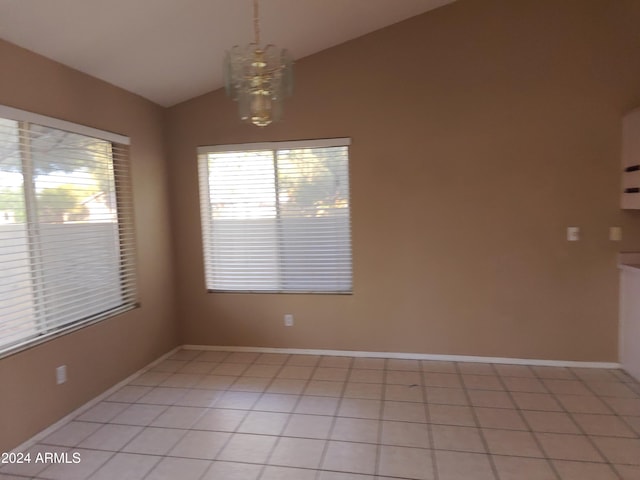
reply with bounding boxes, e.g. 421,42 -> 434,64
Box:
198,139 -> 352,293
0,111 -> 136,355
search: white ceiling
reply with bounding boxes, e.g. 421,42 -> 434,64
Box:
0,0 -> 454,107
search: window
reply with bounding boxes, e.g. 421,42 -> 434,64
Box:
198,138 -> 352,293
0,106 -> 137,356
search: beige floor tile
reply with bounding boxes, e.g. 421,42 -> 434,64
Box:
511,392 -> 562,411
322,441 -> 377,475
501,377 -> 546,393
225,352 -> 260,364
378,445 -> 433,479
384,384 -> 424,402
106,385 -> 152,403
570,368 -> 618,382
352,357 -> 385,370
319,356 -> 352,368
42,421 -> 102,447
482,429 -> 543,457
420,360 -> 457,374
422,373 -> 463,388
381,420 -> 430,448
200,461 -> 261,480
194,351 -> 229,362
344,382 -> 383,399
492,456 -> 556,480
435,450 -> 495,480
111,404 -> 167,426
130,371 -> 171,387
467,390 -> 514,409
137,387 -> 189,405
425,387 -> 468,406
152,359 -> 187,373
474,407 -> 527,430
457,362 -> 495,375
268,437 -> 325,468
122,427 -> 186,455
214,391 -> 260,409
150,406 -> 206,429
305,380 -> 345,397
196,375 -> 237,389
174,389 -> 222,408
76,402 -> 129,422
318,472 -> 376,480
283,414 -> 334,439
261,465 -> 317,480
585,381 -> 638,398
462,375 -> 504,391
192,408 -> 246,432
521,410 -> 580,434
253,393 -> 299,413
556,394 -> 611,414
313,367 -> 350,382
79,424 -> 142,451
590,436 -> 640,465
383,401 -> 427,422
386,370 -> 422,385
536,432 -> 603,462
267,378 -> 308,395
255,353 -> 289,365
338,398 -> 382,419
38,449 -> 112,480
331,417 -> 379,443
616,464 -> 640,480
494,364 -> 535,378
295,395 -> 340,415
285,355 -> 320,367
169,350 -> 202,361
431,425 -> 485,453
277,365 -> 315,380
572,413 -> 637,437
177,361 -> 216,375
624,415 -> 640,435
88,452 -> 160,480
236,411 -> 289,435
349,369 -> 384,384
145,457 -> 210,480
532,366 -> 575,379
603,397 -> 640,416
229,376 -> 270,392
387,359 -> 421,371
242,364 -> 280,378
552,460 -> 618,480
160,373 -> 204,388
211,363 -> 248,376
428,404 -> 476,427
542,379 -> 592,396
217,433 -> 277,463
168,430 -> 230,460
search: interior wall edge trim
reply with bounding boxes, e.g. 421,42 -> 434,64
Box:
182,344 -> 621,370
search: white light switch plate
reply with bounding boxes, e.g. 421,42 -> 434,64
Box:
567,227 -> 580,241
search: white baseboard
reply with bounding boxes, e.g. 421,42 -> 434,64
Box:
11,346 -> 181,454
182,344 -> 620,369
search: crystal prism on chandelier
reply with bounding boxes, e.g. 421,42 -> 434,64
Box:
224,0 -> 293,127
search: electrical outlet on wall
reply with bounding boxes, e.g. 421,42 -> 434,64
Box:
56,365 -> 67,385
284,314 -> 294,327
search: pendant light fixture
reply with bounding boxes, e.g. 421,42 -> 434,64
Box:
224,0 -> 293,127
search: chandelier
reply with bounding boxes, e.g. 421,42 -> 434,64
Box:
224,0 -> 293,127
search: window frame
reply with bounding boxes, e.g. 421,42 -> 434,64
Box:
0,105 -> 137,358
197,138 -> 353,295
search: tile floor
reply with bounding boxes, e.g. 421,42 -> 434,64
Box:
2,349 -> 640,480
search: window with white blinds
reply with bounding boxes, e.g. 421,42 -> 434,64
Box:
0,105 -> 137,357
198,138 -> 352,293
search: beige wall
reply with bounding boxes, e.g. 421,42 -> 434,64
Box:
166,0 -> 640,363
0,40 -> 178,451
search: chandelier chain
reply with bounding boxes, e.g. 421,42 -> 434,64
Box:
253,0 -> 261,46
